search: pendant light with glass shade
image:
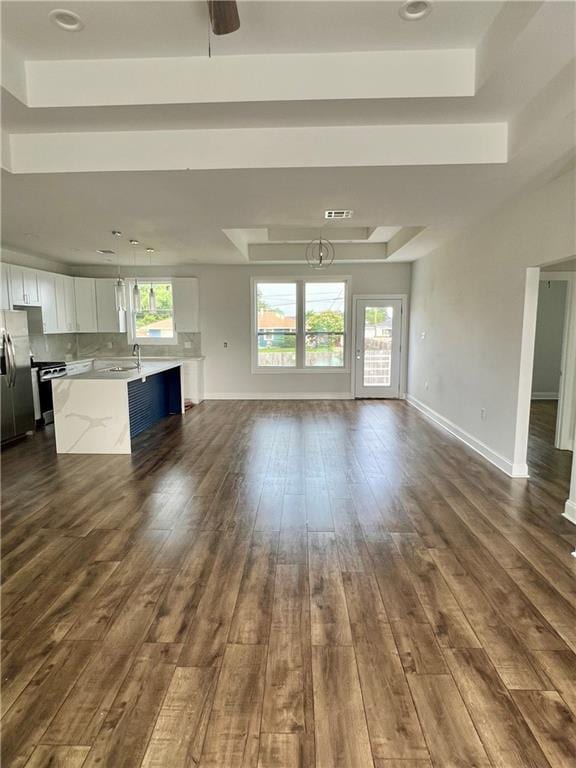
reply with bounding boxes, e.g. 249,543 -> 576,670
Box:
114,253 -> 126,311
131,246 -> 141,311
146,248 -> 157,311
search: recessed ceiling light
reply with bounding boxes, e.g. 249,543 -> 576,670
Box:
325,209 -> 354,219
129,239 -> 139,245
49,9 -> 84,32
145,248 -> 155,254
97,249 -> 115,255
111,230 -> 122,238
399,1 -> 433,21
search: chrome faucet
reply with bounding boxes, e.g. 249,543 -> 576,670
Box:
132,343 -> 141,370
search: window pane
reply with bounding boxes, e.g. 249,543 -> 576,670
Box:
257,333 -> 296,367
305,282 -> 345,332
256,283 -> 297,367
134,282 -> 174,339
304,282 -> 346,367
363,306 -> 393,386
257,283 -> 297,334
305,333 -> 344,367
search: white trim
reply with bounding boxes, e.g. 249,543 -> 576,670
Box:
562,500 -> 576,527
555,278 -> 576,450
352,293 -> 408,399
407,395 -> 529,478
531,392 -> 559,400
205,392 -> 354,400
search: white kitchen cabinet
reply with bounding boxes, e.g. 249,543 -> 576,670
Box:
54,274 -> 76,333
0,263 -> 10,309
173,277 -> 199,333
38,271 -> 59,333
9,265 -> 40,306
181,358 -> 204,404
74,277 -> 98,332
96,279 -> 126,333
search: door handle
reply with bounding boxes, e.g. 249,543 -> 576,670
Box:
5,332 -> 16,387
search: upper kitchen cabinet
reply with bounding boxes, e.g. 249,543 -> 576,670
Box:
74,277 -> 98,333
96,279 -> 126,333
9,265 -> 41,306
37,271 -> 59,333
0,264 -> 10,310
173,278 -> 200,333
54,274 -> 77,333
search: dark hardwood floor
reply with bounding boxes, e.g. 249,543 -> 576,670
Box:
2,399 -> 576,767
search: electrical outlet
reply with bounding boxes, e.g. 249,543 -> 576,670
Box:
420,330 -> 426,340
424,381 -> 429,391
184,341 -> 192,349
224,341 -> 228,348
480,408 -> 487,421
107,341 -> 113,349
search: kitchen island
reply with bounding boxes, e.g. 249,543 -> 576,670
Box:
52,359 -> 184,454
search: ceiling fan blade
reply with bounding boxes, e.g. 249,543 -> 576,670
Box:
208,0 -> 240,35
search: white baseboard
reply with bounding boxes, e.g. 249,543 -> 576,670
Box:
563,499 -> 576,527
205,392 -> 354,400
406,395 -> 529,478
531,392 -> 559,400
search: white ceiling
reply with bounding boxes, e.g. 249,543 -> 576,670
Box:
2,1 -> 504,59
1,0 -> 575,267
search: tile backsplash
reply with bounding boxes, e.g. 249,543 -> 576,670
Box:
77,333 -> 202,359
30,334 -> 77,361
30,332 -> 202,362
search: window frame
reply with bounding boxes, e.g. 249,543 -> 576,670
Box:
126,278 -> 179,346
251,276 -> 351,374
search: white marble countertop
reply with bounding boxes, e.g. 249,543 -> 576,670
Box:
64,358 -> 185,383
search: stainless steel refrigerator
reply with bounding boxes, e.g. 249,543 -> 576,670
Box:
1,310 -> 35,443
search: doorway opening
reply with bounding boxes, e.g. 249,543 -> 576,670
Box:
525,265 -> 575,519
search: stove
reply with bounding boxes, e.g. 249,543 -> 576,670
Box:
32,361 -> 67,425
34,360 -> 67,382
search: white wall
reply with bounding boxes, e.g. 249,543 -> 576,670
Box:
532,280 -> 567,398
73,261 -> 410,398
408,170 -> 575,476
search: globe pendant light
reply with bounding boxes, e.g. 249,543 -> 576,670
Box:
305,236 -> 335,270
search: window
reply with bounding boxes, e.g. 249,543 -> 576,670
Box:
128,280 -> 177,345
253,279 -> 348,371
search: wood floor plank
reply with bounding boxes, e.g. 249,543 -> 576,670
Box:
258,734 -> 306,768
229,531 -> 278,644
23,746 -> 91,768
141,666 -> 217,768
198,643 -> 267,768
308,532 -> 353,646
312,645 -> 374,768
511,690 -> 576,766
444,648 -> 551,767
342,572 -> 428,760
261,564 -> 311,735
531,650 -> 576,715
42,645 -> 137,745
1,641 -> 96,767
81,643 -> 181,768
408,675 -> 491,768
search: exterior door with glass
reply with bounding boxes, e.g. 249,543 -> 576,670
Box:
354,298 -> 403,398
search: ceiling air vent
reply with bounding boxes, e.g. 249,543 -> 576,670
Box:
325,209 -> 354,219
